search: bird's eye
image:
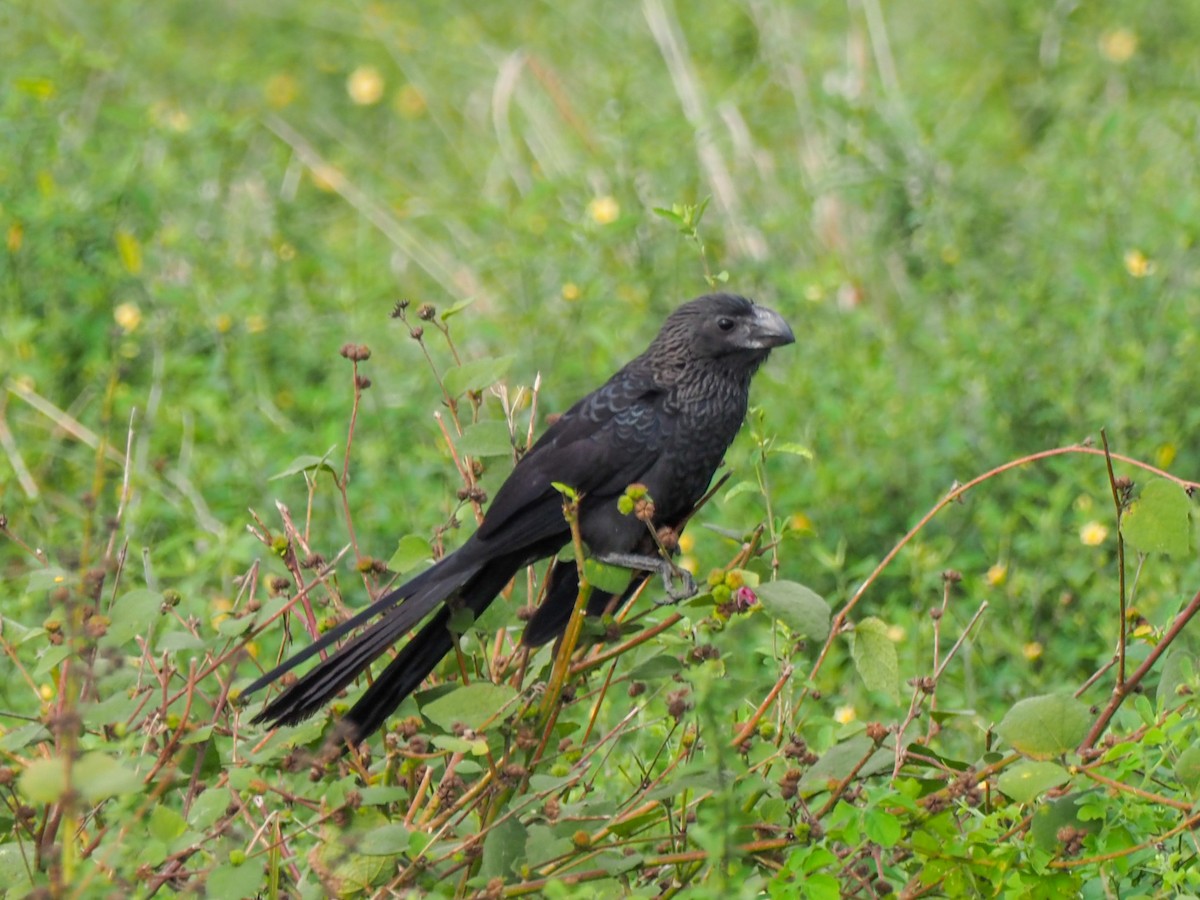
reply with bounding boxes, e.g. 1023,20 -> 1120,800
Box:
717,317 -> 735,332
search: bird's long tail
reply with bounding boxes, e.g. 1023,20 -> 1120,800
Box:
248,552 -> 522,740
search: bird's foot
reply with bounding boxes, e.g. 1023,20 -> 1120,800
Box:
654,566 -> 697,606
590,551 -> 697,605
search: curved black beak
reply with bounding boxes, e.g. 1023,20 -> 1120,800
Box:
747,305 -> 795,349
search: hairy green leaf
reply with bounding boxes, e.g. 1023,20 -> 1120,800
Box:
996,693 -> 1090,759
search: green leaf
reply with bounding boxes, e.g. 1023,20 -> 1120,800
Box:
997,760 -> 1071,803
358,823 -> 412,856
596,851 -> 643,876
1176,746 -> 1200,793
17,757 -> 68,804
100,589 -> 165,647
1120,477 -> 1192,557
0,723 -> 51,752
1029,791 -> 1101,852
643,765 -> 734,801
430,734 -> 490,755
524,824 -> 573,865
74,752 -> 144,802
187,789 -> 229,830
149,806 -> 187,843
0,844 -> 30,887
1157,648 -> 1196,712
627,655 -> 683,681
19,752 -> 141,804
798,735 -> 893,797
180,725 -> 214,745
996,693 -> 1090,759
205,859 -> 270,899
584,558 -> 633,594
388,534 -> 432,575
420,683 -> 517,732
480,814 -> 525,880
864,808 -> 902,847
440,297 -> 475,320
269,446 -> 338,481
773,441 -> 814,459
851,617 -> 899,702
755,580 -> 831,640
723,480 -> 759,502
457,419 -> 514,457
33,644 -> 72,678
442,354 -> 514,397
358,786 -> 411,806
799,874 -> 841,900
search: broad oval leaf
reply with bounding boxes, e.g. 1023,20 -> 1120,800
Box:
420,683 -> 517,732
1175,746 -> 1200,794
388,533 -> 432,575
584,558 -> 634,594
755,580 -> 830,640
851,617 -> 899,702
996,693 -> 1090,759
358,823 -> 412,856
443,355 -> 515,397
457,419 -> 514,458
102,589 -> 165,647
798,734 -> 893,797
18,757 -> 68,804
1121,477 -> 1192,558
1029,791 -> 1101,852
997,760 -> 1071,803
1156,648 -> 1197,713
481,815 -> 525,880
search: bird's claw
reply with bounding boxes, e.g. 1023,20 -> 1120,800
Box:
655,566 -> 697,606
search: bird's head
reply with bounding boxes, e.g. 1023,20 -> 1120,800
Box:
653,293 -> 795,369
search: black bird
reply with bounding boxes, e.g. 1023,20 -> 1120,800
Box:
244,293 -> 794,743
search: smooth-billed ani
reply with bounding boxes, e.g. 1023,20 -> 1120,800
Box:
244,293 -> 793,743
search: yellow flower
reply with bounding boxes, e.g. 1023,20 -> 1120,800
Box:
114,302 -> 142,333
1156,443 -> 1177,469
265,73 -> 299,109
833,705 -> 856,725
789,512 -> 814,532
587,195 -> 620,225
347,66 -> 385,105
886,624 -> 906,643
1022,642 -> 1043,661
677,532 -> 695,554
246,314 -> 268,334
1123,249 -> 1154,278
1080,521 -> 1109,546
1099,28 -> 1137,64
561,282 -> 581,302
215,313 -> 233,334
986,563 -> 1008,587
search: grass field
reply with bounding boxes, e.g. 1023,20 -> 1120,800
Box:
4,1 -> 1200,896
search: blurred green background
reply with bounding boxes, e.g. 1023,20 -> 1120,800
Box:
3,0 -> 1200,704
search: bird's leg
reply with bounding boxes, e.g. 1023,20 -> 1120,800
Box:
591,552 -> 698,603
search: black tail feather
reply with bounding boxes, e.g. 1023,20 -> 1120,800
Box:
341,606 -> 458,741
521,563 -> 650,647
242,555 -> 465,699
